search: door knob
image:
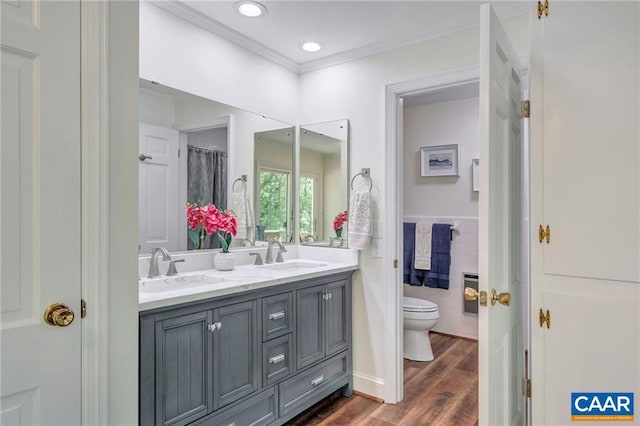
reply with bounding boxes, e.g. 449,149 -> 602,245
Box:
464,287 -> 487,307
138,154 -> 153,161
490,289 -> 511,306
43,303 -> 75,327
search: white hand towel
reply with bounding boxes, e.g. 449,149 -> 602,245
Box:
347,190 -> 371,250
414,222 -> 433,270
232,191 -> 253,240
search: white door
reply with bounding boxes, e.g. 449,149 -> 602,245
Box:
478,4 -> 524,425
138,123 -> 179,253
1,1 -> 81,424
530,2 -> 640,423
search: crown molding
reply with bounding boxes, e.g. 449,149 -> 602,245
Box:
298,23 -> 479,74
152,0 -> 300,73
154,1 -> 528,75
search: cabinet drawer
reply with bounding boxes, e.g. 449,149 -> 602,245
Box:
262,292 -> 292,341
263,334 -> 293,387
279,352 -> 348,417
194,387 -> 277,426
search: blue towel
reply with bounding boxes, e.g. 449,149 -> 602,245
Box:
426,224 -> 451,289
402,223 -> 427,286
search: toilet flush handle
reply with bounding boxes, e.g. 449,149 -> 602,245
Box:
464,287 -> 487,307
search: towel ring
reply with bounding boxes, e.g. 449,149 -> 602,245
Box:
350,172 -> 372,193
232,175 -> 247,193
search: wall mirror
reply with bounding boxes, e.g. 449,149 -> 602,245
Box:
138,79 -> 294,254
254,127 -> 295,243
299,119 -> 350,246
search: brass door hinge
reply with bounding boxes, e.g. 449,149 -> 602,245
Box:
537,0 -> 549,19
538,225 -> 550,244
81,299 -> 87,319
525,379 -> 532,398
539,308 -> 551,329
393,259 -> 398,269
522,100 -> 530,118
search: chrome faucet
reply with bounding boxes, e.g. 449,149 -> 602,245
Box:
275,241 -> 287,262
148,247 -> 171,278
264,241 -> 275,264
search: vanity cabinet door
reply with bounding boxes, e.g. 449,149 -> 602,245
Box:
213,300 -> 259,410
325,280 -> 349,357
296,285 -> 325,369
155,311 -> 213,426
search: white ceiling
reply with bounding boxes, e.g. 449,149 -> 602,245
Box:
159,1 -> 529,73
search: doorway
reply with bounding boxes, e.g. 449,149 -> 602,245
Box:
384,64 -> 530,420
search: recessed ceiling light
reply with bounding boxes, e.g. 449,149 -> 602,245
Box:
301,41 -> 324,53
235,1 -> 267,17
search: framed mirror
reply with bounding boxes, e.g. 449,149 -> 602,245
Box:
138,79 -> 294,254
299,119 -> 349,246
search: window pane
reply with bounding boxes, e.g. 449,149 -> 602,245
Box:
259,170 -> 288,242
299,176 -> 314,240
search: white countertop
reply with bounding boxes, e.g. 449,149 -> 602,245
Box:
139,245 -> 359,312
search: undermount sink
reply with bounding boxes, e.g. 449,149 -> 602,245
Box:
261,260 -> 328,271
203,269 -> 273,281
140,274 -> 225,294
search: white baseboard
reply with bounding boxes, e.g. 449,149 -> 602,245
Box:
433,326 -> 478,341
353,371 -> 385,401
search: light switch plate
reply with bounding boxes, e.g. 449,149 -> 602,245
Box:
370,238 -> 383,258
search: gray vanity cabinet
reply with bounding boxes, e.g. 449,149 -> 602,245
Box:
140,271 -> 353,426
213,300 -> 259,409
296,279 -> 350,369
153,311 -> 213,426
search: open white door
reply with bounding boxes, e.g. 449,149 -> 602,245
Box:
478,4 -> 524,425
1,1 -> 82,423
138,123 -> 179,253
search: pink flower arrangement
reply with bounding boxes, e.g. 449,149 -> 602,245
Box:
186,203 -> 237,252
333,210 -> 348,231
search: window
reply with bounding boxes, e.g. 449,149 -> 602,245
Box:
299,175 -> 315,241
258,169 -> 290,242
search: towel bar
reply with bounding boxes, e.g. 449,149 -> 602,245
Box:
232,175 -> 247,193
350,168 -> 372,193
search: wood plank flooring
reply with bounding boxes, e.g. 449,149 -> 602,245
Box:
285,333 -> 478,426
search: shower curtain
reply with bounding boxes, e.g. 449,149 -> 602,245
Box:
187,146 -> 228,249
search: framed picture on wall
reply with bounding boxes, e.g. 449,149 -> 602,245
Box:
420,144 -> 460,177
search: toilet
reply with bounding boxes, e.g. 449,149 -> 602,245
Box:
403,296 -> 440,361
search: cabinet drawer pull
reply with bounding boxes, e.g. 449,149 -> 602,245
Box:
269,354 -> 286,364
269,311 -> 285,320
311,375 -> 324,386
207,322 -> 222,332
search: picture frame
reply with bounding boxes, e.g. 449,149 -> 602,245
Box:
420,144 -> 460,177
472,158 -> 479,191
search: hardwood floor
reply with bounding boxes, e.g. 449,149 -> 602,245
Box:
285,333 -> 478,426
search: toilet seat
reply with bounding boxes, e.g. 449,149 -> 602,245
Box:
403,296 -> 438,313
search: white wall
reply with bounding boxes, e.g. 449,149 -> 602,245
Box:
139,88 -> 174,127
187,127 -> 227,152
139,2 -> 299,124
298,13 -> 529,399
403,97 -> 479,218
